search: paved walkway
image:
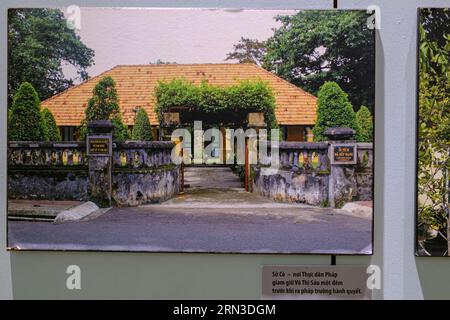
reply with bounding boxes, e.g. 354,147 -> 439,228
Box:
184,166 -> 243,189
8,166 -> 372,254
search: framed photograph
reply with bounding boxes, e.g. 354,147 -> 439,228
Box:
416,8 -> 450,257
7,7 -> 375,255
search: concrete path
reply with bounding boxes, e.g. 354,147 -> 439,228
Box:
8,205 -> 371,254
184,166 -> 243,189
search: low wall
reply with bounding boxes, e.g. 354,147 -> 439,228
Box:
8,141 -> 180,206
7,142 -> 89,201
252,141 -> 373,207
252,142 -> 330,206
112,141 -> 179,206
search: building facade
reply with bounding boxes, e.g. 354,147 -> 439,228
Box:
42,63 -> 317,141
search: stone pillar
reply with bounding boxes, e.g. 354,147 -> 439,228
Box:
247,112 -> 266,192
87,120 -> 114,208
325,127 -> 358,208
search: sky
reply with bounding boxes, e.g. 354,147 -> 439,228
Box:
64,7 -> 298,80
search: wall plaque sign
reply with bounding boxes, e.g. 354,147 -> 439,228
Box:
262,265 -> 372,300
330,144 -> 357,164
163,112 -> 180,126
87,136 -> 112,156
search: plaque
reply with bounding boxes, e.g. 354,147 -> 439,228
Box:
248,112 -> 266,127
330,144 -> 357,164
163,112 -> 180,126
87,136 -> 112,156
262,265 -> 373,300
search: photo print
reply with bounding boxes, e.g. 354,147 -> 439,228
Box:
416,8 -> 450,257
7,7 -> 375,254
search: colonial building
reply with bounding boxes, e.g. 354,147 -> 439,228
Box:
42,63 -> 317,141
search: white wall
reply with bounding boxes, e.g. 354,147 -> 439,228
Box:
1,0 -> 450,300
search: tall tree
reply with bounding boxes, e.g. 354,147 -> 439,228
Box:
8,82 -> 46,141
264,11 -> 375,111
8,8 -> 94,103
225,37 -> 266,66
149,59 -> 176,64
312,82 -> 360,142
79,76 -> 130,141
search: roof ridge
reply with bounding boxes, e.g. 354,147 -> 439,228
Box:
42,65 -> 120,104
247,64 -> 317,100
114,62 -> 254,67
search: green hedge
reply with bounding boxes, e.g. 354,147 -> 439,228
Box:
154,79 -> 278,129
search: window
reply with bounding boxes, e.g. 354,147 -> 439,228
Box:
61,126 -> 76,141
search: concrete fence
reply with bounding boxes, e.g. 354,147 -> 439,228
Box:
7,140 -> 180,207
252,141 -> 373,207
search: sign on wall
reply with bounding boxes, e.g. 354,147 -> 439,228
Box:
329,144 -> 357,165
87,136 -> 112,156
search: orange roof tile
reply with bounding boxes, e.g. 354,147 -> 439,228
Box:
42,63 -> 317,126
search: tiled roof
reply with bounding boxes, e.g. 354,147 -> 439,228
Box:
42,63 -> 317,126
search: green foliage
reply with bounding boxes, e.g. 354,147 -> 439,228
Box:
8,108 -> 12,124
263,10 -> 375,112
154,78 -> 278,129
417,9 -> 450,237
79,76 -> 130,141
111,114 -> 131,142
225,37 -> 266,66
8,8 -> 94,103
132,108 -> 153,141
8,82 -> 46,141
41,108 -> 61,141
356,106 -> 373,142
312,82 -> 360,142
149,59 -> 176,64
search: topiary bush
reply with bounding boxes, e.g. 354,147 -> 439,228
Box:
132,107 -> 153,141
8,82 -> 46,141
355,105 -> 373,142
312,81 -> 360,141
78,76 -> 130,141
41,108 -> 61,141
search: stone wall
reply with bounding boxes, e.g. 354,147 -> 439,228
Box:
252,142 -> 330,206
112,141 -> 179,206
251,141 -> 373,207
8,141 -> 180,206
7,142 -> 89,201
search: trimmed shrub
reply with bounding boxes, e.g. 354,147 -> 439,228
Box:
132,108 -> 153,141
42,108 -> 61,141
8,82 -> 46,141
356,105 -> 373,142
312,81 -> 360,141
78,76 -> 130,141
111,113 -> 130,142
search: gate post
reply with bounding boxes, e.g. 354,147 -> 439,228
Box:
87,120 -> 114,208
325,127 -> 358,208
